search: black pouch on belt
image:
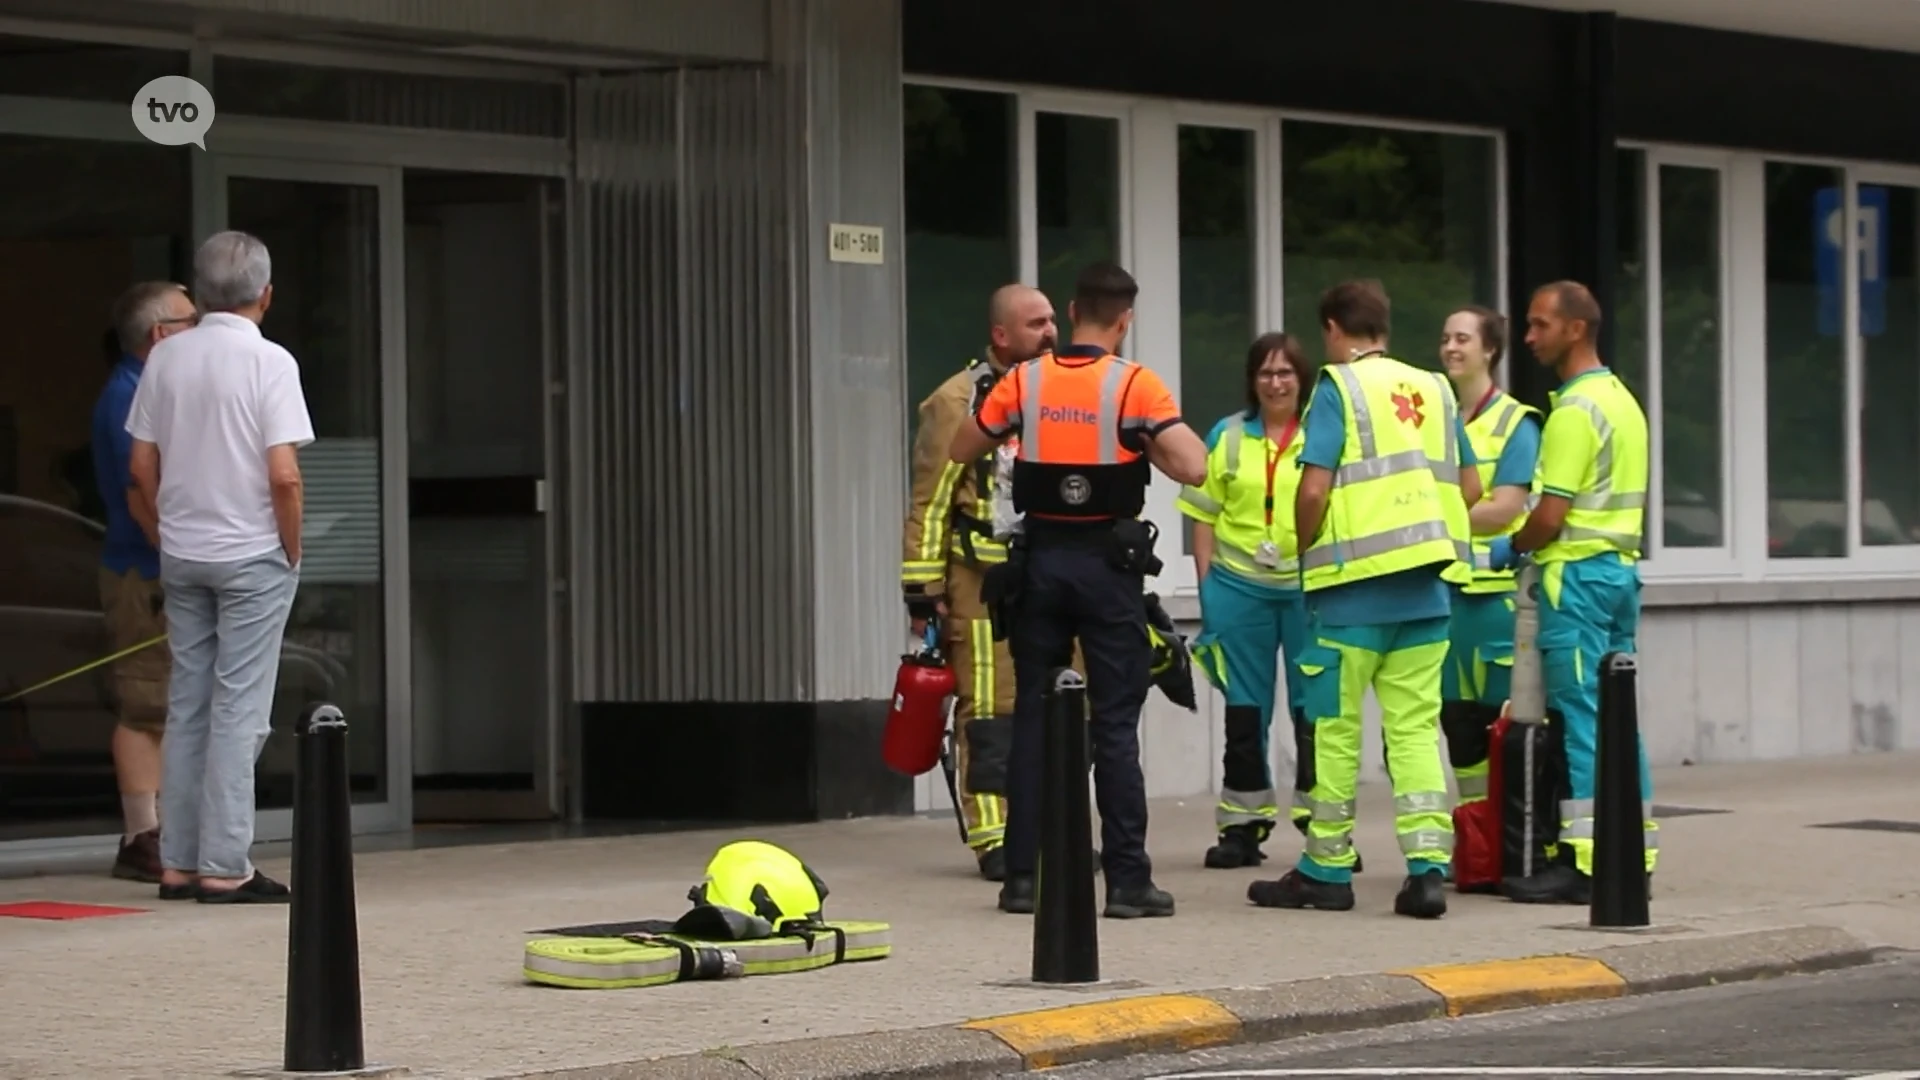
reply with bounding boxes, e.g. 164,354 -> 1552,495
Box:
980,540 -> 1028,642
1106,518 -> 1163,577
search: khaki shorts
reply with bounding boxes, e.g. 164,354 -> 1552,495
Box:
98,567 -> 171,734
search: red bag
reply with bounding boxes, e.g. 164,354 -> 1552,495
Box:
1451,705 -> 1509,893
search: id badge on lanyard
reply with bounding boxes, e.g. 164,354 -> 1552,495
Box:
1256,416 -> 1300,568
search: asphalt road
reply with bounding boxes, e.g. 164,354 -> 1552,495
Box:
1037,955 -> 1920,1080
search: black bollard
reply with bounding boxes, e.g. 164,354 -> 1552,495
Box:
1590,652 -> 1650,928
1032,667 -> 1098,984
284,703 -> 367,1072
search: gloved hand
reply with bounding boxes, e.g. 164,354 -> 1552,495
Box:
1485,535 -> 1518,572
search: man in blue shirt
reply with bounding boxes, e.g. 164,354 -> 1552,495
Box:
92,280 -> 197,883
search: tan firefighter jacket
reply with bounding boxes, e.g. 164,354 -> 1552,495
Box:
902,354 -> 1015,605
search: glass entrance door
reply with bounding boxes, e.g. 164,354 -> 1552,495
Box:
211,157 -> 406,839
402,169 -> 561,822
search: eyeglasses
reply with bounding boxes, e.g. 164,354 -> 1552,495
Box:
1255,369 -> 1297,383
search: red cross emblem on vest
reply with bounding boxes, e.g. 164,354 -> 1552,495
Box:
1391,384 -> 1426,427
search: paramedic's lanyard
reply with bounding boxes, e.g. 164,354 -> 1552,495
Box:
1255,415 -> 1301,568
1467,383 -> 1499,425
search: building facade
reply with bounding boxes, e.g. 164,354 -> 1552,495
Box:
0,0 -> 1916,866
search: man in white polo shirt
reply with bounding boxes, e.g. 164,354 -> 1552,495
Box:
127,230 -> 314,905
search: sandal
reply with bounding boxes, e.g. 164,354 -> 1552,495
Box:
196,871 -> 291,904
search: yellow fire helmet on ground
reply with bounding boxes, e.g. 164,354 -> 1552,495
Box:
686,840 -> 829,936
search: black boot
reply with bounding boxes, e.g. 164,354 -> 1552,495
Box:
977,846 -> 1006,882
1204,823 -> 1268,869
1502,862 -> 1590,905
998,874 -> 1034,914
1105,881 -> 1175,919
1247,868 -> 1355,911
1394,868 -> 1448,919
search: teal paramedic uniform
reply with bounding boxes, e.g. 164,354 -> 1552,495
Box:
1442,391 -> 1541,811
1498,367 -> 1659,883
1178,411 -> 1310,862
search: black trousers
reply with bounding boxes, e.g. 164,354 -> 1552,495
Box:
1002,539 -> 1154,889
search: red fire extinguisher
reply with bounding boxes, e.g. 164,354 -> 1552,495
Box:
881,623 -> 956,777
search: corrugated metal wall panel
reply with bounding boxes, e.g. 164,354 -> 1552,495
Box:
129,0 -> 768,62
784,0 -> 907,701
680,65 -> 810,703
567,69 -> 810,704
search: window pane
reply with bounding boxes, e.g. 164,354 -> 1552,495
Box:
1036,113 -> 1121,344
1613,149 -> 1649,401
227,177 -> 390,808
1862,184 -> 1920,547
1765,162 -> 1847,558
0,134 -> 190,841
0,34 -> 186,102
1177,125 -> 1257,553
1281,121 -> 1498,373
902,86 -> 1014,437
1659,165 -> 1725,549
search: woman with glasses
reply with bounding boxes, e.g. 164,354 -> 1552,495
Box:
1179,333 -> 1361,871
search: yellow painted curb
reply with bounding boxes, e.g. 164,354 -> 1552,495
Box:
961,993 -> 1242,1068
1397,955 -> 1628,1017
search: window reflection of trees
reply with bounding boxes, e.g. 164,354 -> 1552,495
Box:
1658,166 -> 1725,549
1036,113 -> 1120,345
1281,122 -> 1498,374
901,85 -> 1015,441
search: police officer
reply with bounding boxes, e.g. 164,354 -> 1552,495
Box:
949,261 -> 1208,919
1486,281 -> 1657,904
902,283 -> 1058,881
1247,279 -> 1483,920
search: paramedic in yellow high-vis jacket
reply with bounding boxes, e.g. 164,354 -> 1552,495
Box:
1438,305 -> 1541,886
1247,280 -> 1482,921
1484,281 -> 1658,906
1178,333 -> 1319,871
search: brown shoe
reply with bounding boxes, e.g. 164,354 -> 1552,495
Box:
111,829 -> 162,884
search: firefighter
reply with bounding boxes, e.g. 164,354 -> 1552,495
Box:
1437,305 -> 1541,889
950,261 -> 1209,919
902,283 -> 1057,882
1247,279 -> 1482,920
1486,281 -> 1657,904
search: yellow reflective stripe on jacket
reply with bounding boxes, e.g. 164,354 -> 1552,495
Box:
1178,412 -> 1303,585
1301,357 -> 1473,591
1535,372 -> 1648,566
1463,393 -> 1542,594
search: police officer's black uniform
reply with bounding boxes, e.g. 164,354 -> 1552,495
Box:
986,343 -> 1176,920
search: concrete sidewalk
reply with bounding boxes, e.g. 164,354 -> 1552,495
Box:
2,753 -> 1916,1080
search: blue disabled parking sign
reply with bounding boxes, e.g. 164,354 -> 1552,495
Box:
1815,184 -> 1889,337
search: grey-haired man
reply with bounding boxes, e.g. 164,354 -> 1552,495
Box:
127,230 -> 313,904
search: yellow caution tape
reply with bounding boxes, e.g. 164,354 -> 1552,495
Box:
0,634 -> 168,704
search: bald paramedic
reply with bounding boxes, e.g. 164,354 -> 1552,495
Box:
948,261 -> 1207,920
1485,280 -> 1656,905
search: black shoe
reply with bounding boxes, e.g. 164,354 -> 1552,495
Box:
1247,868 -> 1355,911
1288,819 -> 1363,873
1104,882 -> 1174,918
977,846 -> 1007,882
1203,823 -> 1268,869
998,874 -> 1034,914
196,871 -> 291,905
1394,868 -> 1448,919
1502,863 -> 1590,905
